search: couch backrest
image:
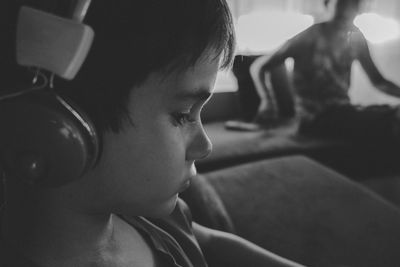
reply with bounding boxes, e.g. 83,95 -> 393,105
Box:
269,59 -> 295,118
201,91 -> 241,123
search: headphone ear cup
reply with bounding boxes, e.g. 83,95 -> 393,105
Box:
0,91 -> 98,187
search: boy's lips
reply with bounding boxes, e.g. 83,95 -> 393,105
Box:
179,178 -> 192,193
178,164 -> 196,193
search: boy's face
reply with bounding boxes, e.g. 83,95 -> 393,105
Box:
81,56 -> 219,218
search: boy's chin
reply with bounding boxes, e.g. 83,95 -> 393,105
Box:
147,194 -> 179,218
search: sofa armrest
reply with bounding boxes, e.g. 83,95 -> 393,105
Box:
180,174 -> 236,234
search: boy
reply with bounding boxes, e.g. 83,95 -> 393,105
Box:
251,0 -> 400,142
0,0 -> 304,266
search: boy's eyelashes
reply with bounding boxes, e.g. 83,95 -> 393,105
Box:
170,100 -> 207,126
172,111 -> 198,126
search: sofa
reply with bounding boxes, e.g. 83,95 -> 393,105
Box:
180,55 -> 400,266
182,156 -> 400,267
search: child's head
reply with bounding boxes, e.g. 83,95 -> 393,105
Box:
6,0 -> 235,139
60,0 -> 236,139
4,0 -> 236,217
332,0 -> 364,22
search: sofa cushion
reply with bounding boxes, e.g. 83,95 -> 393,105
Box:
197,121 -> 348,172
198,121 -> 400,180
203,155 -> 400,267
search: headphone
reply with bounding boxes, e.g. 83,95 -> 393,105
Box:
0,0 -> 99,187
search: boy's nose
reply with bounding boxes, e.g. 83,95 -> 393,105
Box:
186,126 -> 212,161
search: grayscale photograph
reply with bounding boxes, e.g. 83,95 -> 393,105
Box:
1,0 -> 400,266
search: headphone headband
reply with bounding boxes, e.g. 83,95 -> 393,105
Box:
17,5 -> 94,80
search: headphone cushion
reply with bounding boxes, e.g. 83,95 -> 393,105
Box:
0,91 -> 98,187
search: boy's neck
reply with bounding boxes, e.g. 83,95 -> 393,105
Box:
2,193 -> 161,267
1,194 -> 118,265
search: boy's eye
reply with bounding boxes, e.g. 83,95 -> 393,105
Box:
173,112 -> 197,126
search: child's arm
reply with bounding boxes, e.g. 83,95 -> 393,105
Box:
355,29 -> 400,98
193,222 -> 306,267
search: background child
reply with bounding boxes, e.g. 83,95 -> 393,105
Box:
251,0 -> 400,143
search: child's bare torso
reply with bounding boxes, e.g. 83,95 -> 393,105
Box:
292,22 -> 360,116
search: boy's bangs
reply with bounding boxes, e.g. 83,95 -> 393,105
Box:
165,0 -> 236,72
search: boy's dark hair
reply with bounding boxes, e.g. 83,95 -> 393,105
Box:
5,0 -> 236,138
62,0 -> 236,137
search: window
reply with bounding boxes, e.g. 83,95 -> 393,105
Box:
215,0 -> 400,106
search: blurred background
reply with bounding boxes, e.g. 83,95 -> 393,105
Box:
215,0 -> 400,105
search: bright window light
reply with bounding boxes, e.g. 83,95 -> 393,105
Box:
354,13 -> 400,44
236,10 -> 314,54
